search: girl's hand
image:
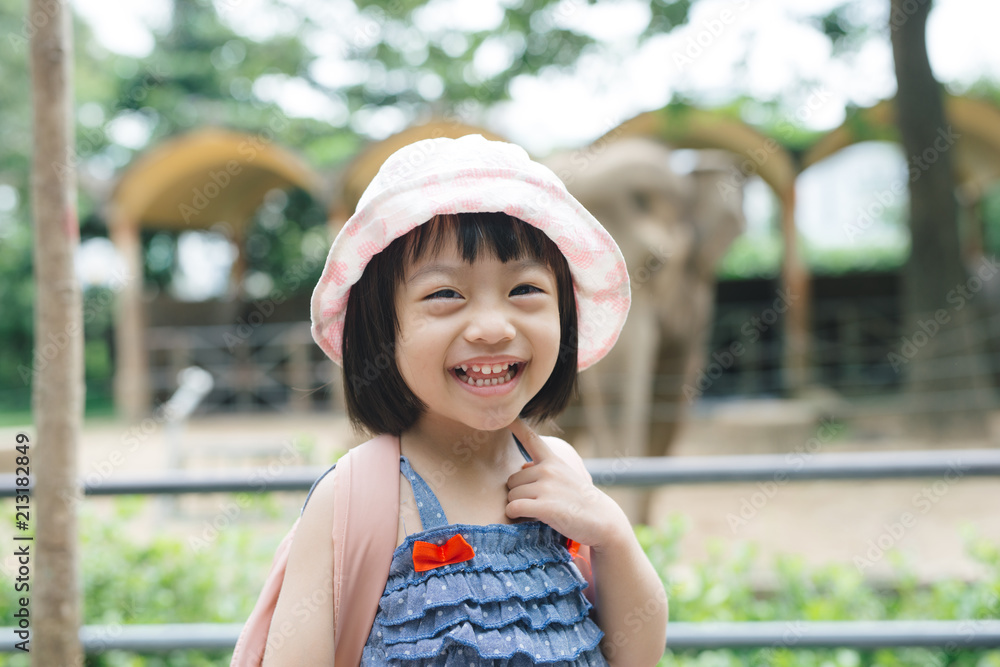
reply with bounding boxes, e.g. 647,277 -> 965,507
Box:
505,418 -> 630,551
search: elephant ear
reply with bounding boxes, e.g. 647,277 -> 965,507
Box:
687,150 -> 746,276
542,138 -> 689,269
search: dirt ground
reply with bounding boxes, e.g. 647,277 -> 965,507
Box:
4,400 -> 998,585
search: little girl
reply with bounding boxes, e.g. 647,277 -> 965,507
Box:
262,134 -> 667,665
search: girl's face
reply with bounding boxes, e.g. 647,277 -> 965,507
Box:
394,242 -> 562,433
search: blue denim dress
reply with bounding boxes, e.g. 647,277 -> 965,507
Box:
359,456 -> 609,666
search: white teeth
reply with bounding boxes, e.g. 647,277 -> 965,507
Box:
457,364 -> 516,388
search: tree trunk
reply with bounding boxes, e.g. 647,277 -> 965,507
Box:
30,0 -> 84,664
889,0 -> 992,438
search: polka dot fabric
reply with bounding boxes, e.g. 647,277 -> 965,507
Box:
360,457 -> 609,666
310,134 -> 630,370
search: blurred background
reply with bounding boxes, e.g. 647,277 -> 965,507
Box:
2,0 -> 1000,664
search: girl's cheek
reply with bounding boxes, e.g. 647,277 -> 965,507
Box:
399,308 -> 443,342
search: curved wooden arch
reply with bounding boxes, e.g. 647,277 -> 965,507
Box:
801,100 -> 897,170
596,106 -> 799,197
331,120 -> 507,225
109,126 -> 323,231
801,96 -> 1000,197
108,127 -> 324,421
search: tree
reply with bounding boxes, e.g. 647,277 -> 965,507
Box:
889,0 -> 993,436
29,0 -> 83,663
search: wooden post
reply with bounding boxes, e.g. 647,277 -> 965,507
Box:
29,0 -> 83,663
109,218 -> 150,420
779,182 -> 812,394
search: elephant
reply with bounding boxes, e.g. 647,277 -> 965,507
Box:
543,137 -> 745,523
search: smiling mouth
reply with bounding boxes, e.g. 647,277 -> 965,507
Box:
452,362 -> 523,387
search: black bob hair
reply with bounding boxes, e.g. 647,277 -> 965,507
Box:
341,212 -> 578,436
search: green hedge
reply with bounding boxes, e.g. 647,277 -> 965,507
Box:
0,500 -> 997,666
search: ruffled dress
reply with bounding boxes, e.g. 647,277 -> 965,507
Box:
360,456 -> 609,666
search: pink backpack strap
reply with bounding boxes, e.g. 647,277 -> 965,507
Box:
541,436 -> 598,603
332,434 -> 401,666
231,434 -> 400,667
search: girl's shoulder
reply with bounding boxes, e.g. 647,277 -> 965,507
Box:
291,462 -> 339,565
263,456 -> 339,662
539,434 -> 578,457
301,461 -> 338,514
539,435 -> 591,477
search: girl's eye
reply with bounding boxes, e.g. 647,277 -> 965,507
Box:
426,288 -> 461,300
510,284 -> 543,296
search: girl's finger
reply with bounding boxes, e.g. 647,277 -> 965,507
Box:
506,461 -> 543,490
508,417 -> 554,462
505,498 -> 537,521
506,484 -> 537,503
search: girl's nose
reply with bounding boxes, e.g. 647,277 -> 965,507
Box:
463,307 -> 516,345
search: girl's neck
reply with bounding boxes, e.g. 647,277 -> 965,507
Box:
400,414 -> 518,475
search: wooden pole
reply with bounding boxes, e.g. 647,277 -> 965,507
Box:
780,182 -> 812,394
110,217 -> 150,421
29,0 -> 83,664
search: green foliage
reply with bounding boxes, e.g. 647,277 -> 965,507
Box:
0,503 -> 996,665
240,187 -> 330,298
639,516 -> 1000,667
981,184 -> 1000,259
716,233 -> 909,280
716,233 -> 783,280
643,0 -> 694,39
338,0 -> 639,111
809,2 -> 883,57
0,221 -> 33,412
0,495 -> 293,666
803,242 -> 909,275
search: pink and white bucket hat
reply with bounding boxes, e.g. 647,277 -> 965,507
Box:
310,134 -> 630,370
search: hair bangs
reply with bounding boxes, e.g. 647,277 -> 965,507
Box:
402,213 -> 561,271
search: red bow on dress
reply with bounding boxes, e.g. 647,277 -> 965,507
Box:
412,534 -> 476,572
566,539 -> 581,559
567,538 -> 592,567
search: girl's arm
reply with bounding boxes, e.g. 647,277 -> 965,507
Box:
505,420 -> 667,666
261,471 -> 337,666
589,519 -> 669,666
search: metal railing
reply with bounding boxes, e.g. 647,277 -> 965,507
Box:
4,449 -> 1000,498
1,620 -> 999,653
3,448 -> 1000,654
